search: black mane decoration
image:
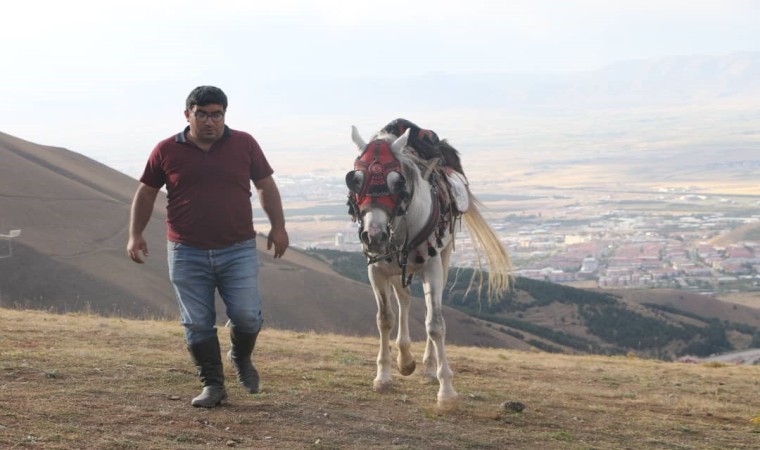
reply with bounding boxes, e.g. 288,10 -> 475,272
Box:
380,118 -> 464,175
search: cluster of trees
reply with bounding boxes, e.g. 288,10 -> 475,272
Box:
578,304 -> 721,355
644,303 -> 760,354
442,272 -> 618,312
308,249 -> 369,284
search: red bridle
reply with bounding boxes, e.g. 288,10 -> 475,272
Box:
348,139 -> 405,216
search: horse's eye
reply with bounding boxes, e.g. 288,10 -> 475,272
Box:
386,171 -> 406,194
345,170 -> 365,193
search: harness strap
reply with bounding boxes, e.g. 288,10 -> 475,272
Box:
404,184 -> 440,255
421,157 -> 441,181
399,167 -> 444,288
400,189 -> 439,288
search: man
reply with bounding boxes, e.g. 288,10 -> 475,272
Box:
127,86 -> 289,408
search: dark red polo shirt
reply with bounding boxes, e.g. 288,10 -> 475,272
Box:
140,126 -> 274,249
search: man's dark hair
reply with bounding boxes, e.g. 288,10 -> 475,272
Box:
186,86 -> 228,111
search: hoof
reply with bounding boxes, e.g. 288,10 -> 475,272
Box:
373,379 -> 393,393
399,360 -> 416,376
436,394 -> 460,411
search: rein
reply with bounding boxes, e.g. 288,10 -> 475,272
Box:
399,181 -> 440,287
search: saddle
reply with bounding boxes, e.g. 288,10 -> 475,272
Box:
382,118 -> 469,213
381,118 -> 464,175
381,119 -> 470,244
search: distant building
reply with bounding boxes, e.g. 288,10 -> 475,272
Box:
579,257 -> 599,273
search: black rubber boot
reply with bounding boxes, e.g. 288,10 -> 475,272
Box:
227,328 -> 260,394
188,335 -> 227,408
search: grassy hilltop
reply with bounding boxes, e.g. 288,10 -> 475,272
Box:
2,308 -> 759,449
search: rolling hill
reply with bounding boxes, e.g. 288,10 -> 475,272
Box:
308,249 -> 760,360
709,221 -> 760,247
2,130 -> 758,360
0,131 -> 518,349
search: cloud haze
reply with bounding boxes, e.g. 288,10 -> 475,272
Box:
2,1 -> 759,176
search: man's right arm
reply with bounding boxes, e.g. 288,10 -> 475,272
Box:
127,182 -> 160,263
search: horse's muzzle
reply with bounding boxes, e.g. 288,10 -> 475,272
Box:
361,229 -> 388,254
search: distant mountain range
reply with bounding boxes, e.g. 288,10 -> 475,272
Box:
256,52 -> 760,114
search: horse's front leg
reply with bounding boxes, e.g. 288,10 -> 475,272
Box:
369,264 -> 394,392
391,278 -> 415,376
421,337 -> 438,384
423,242 -> 453,383
418,255 -> 458,406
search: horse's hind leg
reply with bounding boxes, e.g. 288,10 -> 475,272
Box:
391,280 -> 415,376
369,265 -> 394,392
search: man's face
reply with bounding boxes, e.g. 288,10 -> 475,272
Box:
185,104 -> 225,143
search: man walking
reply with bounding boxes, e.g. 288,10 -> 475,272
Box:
127,86 -> 288,407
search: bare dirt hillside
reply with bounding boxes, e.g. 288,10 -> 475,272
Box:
2,308 -> 759,449
710,222 -> 760,247
0,131 -> 517,349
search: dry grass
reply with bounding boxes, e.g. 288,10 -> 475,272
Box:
717,293 -> 760,309
2,308 -> 759,450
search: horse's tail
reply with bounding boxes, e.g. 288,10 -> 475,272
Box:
461,189 -> 512,304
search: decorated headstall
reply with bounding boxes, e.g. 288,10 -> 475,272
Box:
346,139 -> 409,221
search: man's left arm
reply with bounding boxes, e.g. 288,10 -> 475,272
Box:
254,175 -> 289,258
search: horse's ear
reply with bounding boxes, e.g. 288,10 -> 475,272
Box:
351,126 -> 366,152
390,128 -> 410,157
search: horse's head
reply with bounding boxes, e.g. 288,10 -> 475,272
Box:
346,126 -> 413,256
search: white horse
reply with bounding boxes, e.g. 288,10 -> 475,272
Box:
346,122 -> 511,407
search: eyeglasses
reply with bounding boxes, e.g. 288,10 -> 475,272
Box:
191,110 -> 225,122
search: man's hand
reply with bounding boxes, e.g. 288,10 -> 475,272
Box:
127,183 -> 159,264
255,175 -> 288,259
127,235 -> 149,263
267,227 -> 289,259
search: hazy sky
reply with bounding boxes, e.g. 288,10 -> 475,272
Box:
2,0 -> 759,177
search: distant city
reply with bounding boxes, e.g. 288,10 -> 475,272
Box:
258,173 -> 760,295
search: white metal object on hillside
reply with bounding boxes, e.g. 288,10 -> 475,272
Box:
0,229 -> 21,258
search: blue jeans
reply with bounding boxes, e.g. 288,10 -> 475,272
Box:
167,239 -> 263,345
